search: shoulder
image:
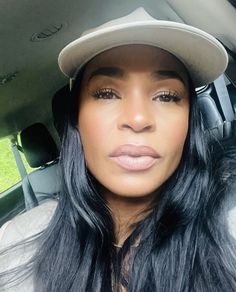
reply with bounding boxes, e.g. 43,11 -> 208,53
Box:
0,199 -> 58,249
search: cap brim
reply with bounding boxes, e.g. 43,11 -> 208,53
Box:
58,20 -> 228,87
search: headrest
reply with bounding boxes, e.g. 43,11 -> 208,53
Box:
20,123 -> 59,168
197,92 -> 223,129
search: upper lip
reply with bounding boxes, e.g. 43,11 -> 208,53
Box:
109,144 -> 161,158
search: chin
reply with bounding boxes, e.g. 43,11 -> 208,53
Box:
88,167 -> 172,200
101,179 -> 163,199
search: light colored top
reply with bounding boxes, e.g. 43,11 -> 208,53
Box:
0,200 -> 57,292
0,199 -> 236,291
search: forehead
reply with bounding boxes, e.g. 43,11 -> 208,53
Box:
82,45 -> 189,83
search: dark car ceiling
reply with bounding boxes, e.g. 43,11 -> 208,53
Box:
0,0 -> 236,139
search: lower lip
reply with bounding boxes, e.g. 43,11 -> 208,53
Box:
110,155 -> 158,171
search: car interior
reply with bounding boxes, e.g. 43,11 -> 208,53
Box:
1,0 -> 236,227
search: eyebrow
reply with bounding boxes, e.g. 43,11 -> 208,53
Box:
87,66 -> 186,85
151,70 -> 186,85
88,67 -> 125,82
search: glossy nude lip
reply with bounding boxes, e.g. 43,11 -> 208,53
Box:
109,144 -> 161,171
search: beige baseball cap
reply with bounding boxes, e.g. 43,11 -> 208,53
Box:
58,7 -> 228,87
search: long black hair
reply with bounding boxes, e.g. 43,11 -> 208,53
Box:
1,69 -> 236,291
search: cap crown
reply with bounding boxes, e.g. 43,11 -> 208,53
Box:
81,8 -> 155,37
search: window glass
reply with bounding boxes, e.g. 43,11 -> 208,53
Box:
0,138 -> 34,193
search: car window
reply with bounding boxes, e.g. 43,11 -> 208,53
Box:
0,137 -> 33,193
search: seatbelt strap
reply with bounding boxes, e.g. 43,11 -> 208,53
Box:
10,139 -> 27,179
10,138 -> 39,210
24,176 -> 39,210
214,75 -> 235,122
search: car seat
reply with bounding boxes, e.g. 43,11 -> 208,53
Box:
197,85 -> 224,138
197,79 -> 236,141
20,123 -> 60,210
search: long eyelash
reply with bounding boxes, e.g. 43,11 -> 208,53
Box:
91,88 -> 119,99
153,91 -> 182,102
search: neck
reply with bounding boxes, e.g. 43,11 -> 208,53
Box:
104,192 -> 155,246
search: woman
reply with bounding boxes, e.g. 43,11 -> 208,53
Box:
1,7 -> 236,292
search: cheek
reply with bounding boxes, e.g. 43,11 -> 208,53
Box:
158,109 -> 189,162
164,117 -> 188,148
78,104 -> 114,163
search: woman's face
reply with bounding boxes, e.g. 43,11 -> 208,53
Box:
78,45 -> 190,198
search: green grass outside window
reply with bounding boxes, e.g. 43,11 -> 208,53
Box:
0,138 -> 34,193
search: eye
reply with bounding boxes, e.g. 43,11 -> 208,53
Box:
152,91 -> 182,103
91,88 -> 121,100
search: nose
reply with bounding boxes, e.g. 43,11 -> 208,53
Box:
118,95 -> 156,133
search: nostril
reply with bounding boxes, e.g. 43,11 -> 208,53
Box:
120,122 -> 154,133
118,104 -> 155,132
